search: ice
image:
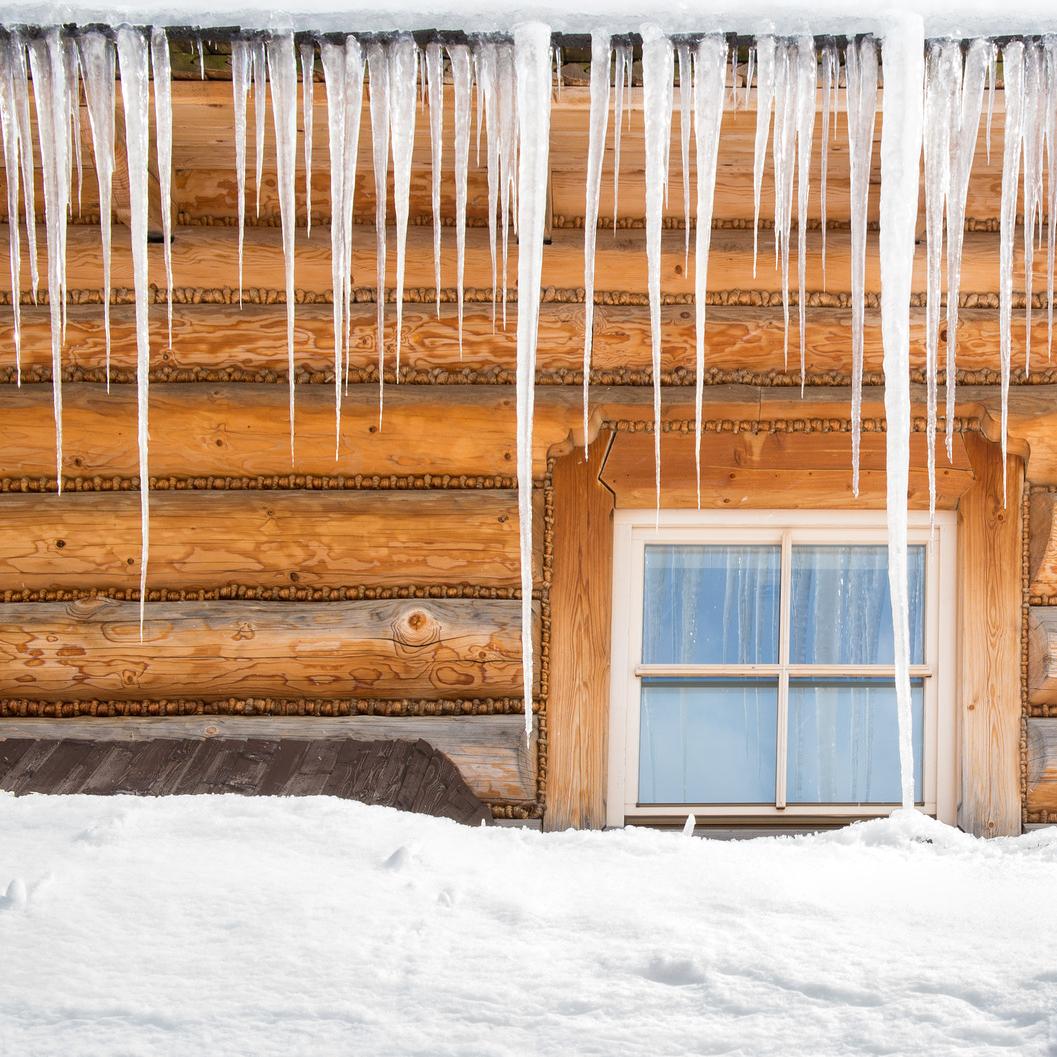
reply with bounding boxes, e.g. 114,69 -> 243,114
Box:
340,39 -> 365,387
115,25 -> 153,637
676,42 -> 691,267
999,41 -> 1024,504
1022,42 -> 1044,378
9,33 -> 38,303
231,38 -> 250,304
475,42 -> 500,326
151,27 -> 173,349
267,31 -> 298,461
27,30 -> 69,491
945,39 -> 989,460
514,21 -> 552,736
794,37 -> 817,388
691,35 -> 727,507
0,39 -> 23,380
1047,39 -> 1057,360
388,34 -> 418,377
77,30 -> 115,390
426,42 -> 444,317
300,41 -> 314,237
65,37 -> 82,220
612,41 -> 630,231
250,36 -> 267,218
367,42 -> 390,421
878,14 -> 925,812
449,43 -> 473,355
772,42 -> 795,366
986,43 -> 997,164
196,32 -> 205,79
819,39 -> 836,285
497,43 -> 517,328
923,41 -> 957,525
641,26 -> 673,511
844,37 -> 877,498
751,35 -> 775,276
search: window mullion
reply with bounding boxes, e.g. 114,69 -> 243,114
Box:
776,530 -> 792,810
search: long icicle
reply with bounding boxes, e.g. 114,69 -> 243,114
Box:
251,37 -> 267,218
677,42 -> 692,268
367,42 -> 390,424
116,25 -> 152,638
27,30 -> 69,492
388,34 -> 418,379
513,21 -> 552,738
751,36 -> 775,277
231,39 -> 250,305
10,33 -> 38,303
692,35 -> 728,508
612,42 -> 628,232
497,44 -> 517,327
794,37 -> 817,392
77,31 -> 115,391
819,40 -> 835,288
475,42 -> 499,329
641,26 -> 673,514
267,32 -> 299,462
1045,39 -> 1057,362
1022,43 -> 1044,379
151,28 -> 174,350
300,41 -> 314,238
879,14 -> 925,813
340,39 -> 364,389
0,40 -> 23,381
582,32 -> 612,460
426,42 -> 444,317
450,44 -> 472,356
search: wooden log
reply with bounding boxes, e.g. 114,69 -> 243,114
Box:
1029,490 -> 1057,600
957,434 -> 1023,836
0,489 -> 537,595
1028,608 -> 1057,706
0,383 -> 577,481
0,597 -> 539,701
1025,718 -> 1057,814
600,430 -> 976,510
4,302 -> 1048,382
545,437 -> 615,831
0,714 -> 538,803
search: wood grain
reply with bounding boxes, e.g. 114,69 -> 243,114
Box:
957,434 -> 1023,836
0,597 -> 539,702
1028,490 -> 1057,600
0,489 -> 535,594
545,437 -> 615,831
1028,608 -> 1057,706
1025,718 -> 1057,813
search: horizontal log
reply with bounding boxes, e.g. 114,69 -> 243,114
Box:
0,489 -> 537,595
0,383 -> 577,482
0,714 -> 537,803
1029,491 -> 1057,600
601,430 -> 976,509
2,302 -> 1049,384
1026,718 -> 1057,813
1029,608 -> 1057,705
0,597 -> 539,702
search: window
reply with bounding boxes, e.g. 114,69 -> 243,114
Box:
607,510 -> 957,826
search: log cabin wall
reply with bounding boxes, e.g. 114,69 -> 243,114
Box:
0,44 -> 1051,831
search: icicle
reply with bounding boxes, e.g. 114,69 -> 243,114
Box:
999,42 -> 1025,505
497,43 -> 518,327
794,37 -> 816,390
986,44 -> 997,165
641,27 -> 673,513
197,33 -> 206,80
27,30 -> 69,491
10,34 -> 37,302
612,42 -> 629,231
820,41 -> 836,287
513,22 -> 552,738
946,40 -> 989,459
772,43 -> 795,367
475,42 -> 499,327
388,34 -> 418,378
1047,39 -> 1057,361
751,36 -> 775,277
115,25 -> 152,637
151,28 -> 174,350
846,38 -> 878,499
267,32 -> 298,462
1022,43 -> 1045,378
250,37 -> 267,218
676,42 -> 692,268
367,42 -> 390,420
879,14 -> 925,813
340,40 -> 365,388
65,39 -> 82,220
555,45 -> 563,97
426,42 -> 444,317
583,31 -> 611,460
730,47 -> 739,111
78,31 -> 115,390
744,44 -> 754,112
923,42 -> 957,527
449,43 -> 473,356
692,36 -> 728,508
232,39 -> 251,304
0,39 -> 23,381
300,41 -> 315,238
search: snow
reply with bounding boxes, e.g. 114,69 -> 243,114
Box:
0,794 -> 1055,1057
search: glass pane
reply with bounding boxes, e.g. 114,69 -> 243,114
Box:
638,679 -> 777,804
642,545 -> 781,665
790,545 -> 926,665
786,678 -> 924,804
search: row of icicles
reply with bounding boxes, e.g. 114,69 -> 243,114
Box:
0,24 -> 1044,795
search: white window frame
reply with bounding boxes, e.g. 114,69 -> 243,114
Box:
606,508 -> 958,827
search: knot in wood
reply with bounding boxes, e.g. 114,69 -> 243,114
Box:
392,607 -> 441,648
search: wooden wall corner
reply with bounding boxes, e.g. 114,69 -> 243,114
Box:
957,433 -> 1023,837
543,433 -> 615,831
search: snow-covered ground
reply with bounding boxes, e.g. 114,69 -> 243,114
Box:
1,794 -> 1055,1056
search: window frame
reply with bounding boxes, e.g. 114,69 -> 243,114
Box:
607,508 -> 958,827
